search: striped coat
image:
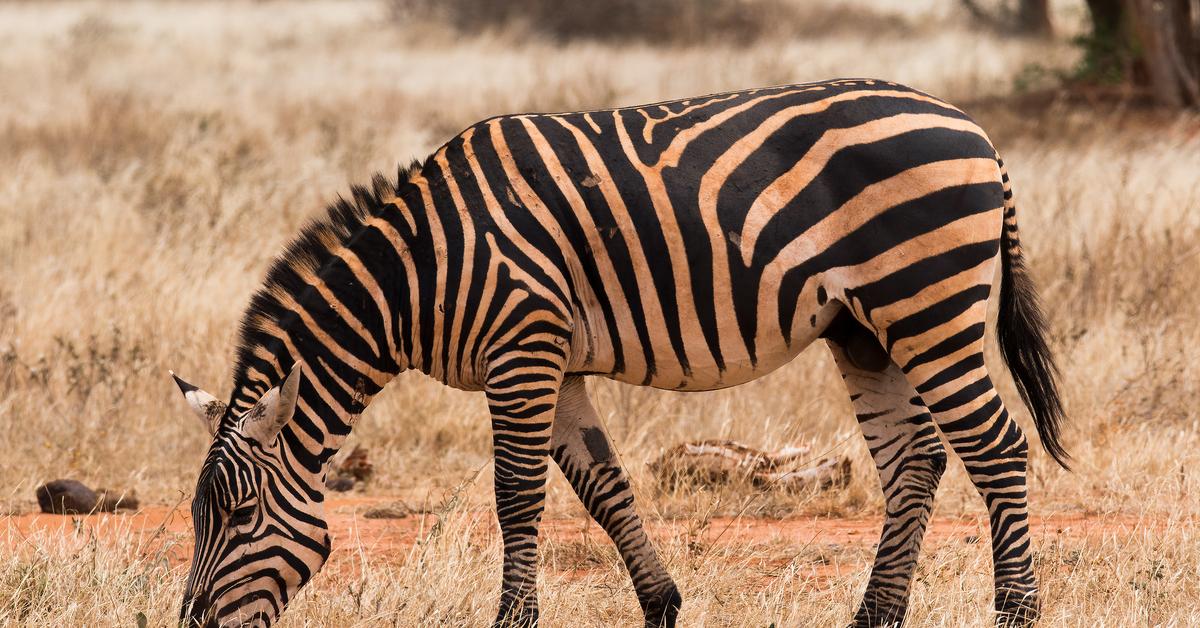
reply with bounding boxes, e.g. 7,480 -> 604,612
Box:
175,79 -> 1066,628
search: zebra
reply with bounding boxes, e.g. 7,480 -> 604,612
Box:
171,78 -> 1067,628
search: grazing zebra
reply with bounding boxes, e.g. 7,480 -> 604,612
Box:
172,78 -> 1067,628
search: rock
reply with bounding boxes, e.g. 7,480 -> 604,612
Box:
362,505 -> 410,519
325,476 -> 355,492
36,479 -> 139,514
649,440 -> 851,492
362,501 -> 429,519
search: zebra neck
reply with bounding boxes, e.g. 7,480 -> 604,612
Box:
283,356 -> 384,490
224,161 -> 475,484
225,337 -> 392,486
225,181 -> 439,478
385,170 -> 470,387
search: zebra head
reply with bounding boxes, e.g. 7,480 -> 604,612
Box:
172,363 -> 331,627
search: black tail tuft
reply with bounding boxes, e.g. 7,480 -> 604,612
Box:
997,218 -> 1070,469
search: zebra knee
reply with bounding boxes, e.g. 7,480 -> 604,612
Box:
1008,424 -> 1030,459
979,416 -> 1030,464
892,433 -> 946,495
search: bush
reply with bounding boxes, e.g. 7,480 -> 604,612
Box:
389,0 -> 807,44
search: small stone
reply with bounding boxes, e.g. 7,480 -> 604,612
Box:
36,479 -> 138,514
326,476 -> 355,492
363,505 -> 410,519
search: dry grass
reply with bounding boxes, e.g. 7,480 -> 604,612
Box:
1,0 -> 1199,625
387,0 -> 929,45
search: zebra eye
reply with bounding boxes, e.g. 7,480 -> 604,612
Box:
228,504 -> 256,528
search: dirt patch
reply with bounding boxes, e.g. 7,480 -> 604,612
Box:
0,497 -> 1164,584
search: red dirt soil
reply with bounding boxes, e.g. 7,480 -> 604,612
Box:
1,496 -> 1158,585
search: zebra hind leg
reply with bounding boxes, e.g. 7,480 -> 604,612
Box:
888,322 -> 1040,625
825,319 -> 947,628
552,376 -> 681,627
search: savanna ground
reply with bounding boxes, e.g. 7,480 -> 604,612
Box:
1,0 -> 1199,625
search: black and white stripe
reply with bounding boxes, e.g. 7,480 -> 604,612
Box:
174,78 -> 1066,628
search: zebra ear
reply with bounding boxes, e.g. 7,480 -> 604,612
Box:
171,371 -> 226,436
239,362 -> 303,446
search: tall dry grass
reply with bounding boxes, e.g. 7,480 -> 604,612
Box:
5,502 -> 1200,625
1,0 -> 1198,625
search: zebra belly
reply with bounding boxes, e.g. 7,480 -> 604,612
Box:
571,285 -> 844,392
655,336 -> 807,391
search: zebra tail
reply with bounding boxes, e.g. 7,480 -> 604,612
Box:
995,158 -> 1071,469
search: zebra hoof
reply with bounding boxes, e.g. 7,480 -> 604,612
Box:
994,588 -> 1039,627
493,602 -> 538,628
492,613 -> 537,628
641,584 -> 682,628
850,601 -> 905,628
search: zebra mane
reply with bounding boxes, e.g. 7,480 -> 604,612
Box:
228,159 -> 423,402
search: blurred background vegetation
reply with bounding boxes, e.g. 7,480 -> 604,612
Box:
2,1 -> 1200,625
386,0 -> 1200,108
1,0 -> 1197,513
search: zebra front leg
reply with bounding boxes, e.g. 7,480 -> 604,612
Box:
826,329 -> 946,628
552,376 -> 681,628
487,354 -> 565,627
